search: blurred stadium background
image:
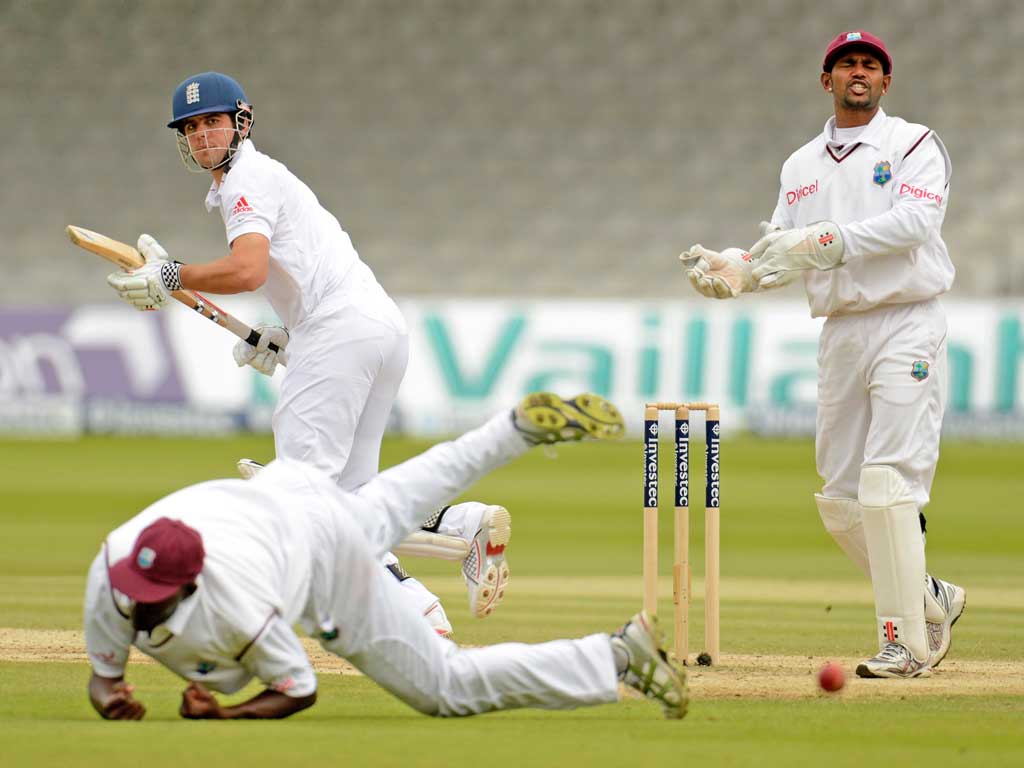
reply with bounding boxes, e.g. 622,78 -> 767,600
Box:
2,0 -> 1022,438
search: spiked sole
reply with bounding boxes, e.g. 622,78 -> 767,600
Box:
517,392 -> 625,442
468,506 -> 511,618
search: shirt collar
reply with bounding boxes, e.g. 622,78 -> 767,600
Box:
822,108 -> 887,150
204,139 -> 255,211
161,579 -> 201,635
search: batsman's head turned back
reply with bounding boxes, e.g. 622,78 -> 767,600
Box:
168,71 -> 248,130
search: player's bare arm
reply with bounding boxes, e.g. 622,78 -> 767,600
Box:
177,233 -> 271,294
179,681 -> 316,720
88,673 -> 146,720
107,231 -> 270,310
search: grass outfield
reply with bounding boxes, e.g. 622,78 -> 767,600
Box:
1,433 -> 1023,766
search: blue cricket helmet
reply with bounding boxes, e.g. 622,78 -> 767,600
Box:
168,72 -> 248,130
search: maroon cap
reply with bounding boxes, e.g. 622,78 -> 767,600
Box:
109,517 -> 205,603
823,31 -> 892,75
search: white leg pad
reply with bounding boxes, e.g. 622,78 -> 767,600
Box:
859,465 -> 928,661
815,495 -> 871,578
394,531 -> 471,561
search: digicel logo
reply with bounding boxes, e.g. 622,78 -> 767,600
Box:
786,180 -> 818,205
898,184 -> 943,205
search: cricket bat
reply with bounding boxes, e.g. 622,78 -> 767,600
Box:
66,225 -> 287,364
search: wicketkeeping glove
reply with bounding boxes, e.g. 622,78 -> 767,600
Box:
749,221 -> 845,289
233,325 -> 290,376
106,234 -> 182,311
680,245 -> 755,299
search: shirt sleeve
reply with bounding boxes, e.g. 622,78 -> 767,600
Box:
83,549 -> 135,678
239,615 -> 317,698
769,180 -> 794,230
840,133 -> 951,261
221,164 -> 280,245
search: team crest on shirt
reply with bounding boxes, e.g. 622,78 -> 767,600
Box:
911,361 -> 930,381
196,660 -> 217,675
873,161 -> 893,186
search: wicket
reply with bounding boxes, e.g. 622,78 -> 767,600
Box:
643,402 -> 720,665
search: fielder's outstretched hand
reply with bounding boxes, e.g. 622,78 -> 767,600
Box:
180,681 -> 222,719
93,679 -> 146,720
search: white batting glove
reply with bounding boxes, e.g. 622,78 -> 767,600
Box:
233,325 -> 289,376
105,235 -> 182,311
749,221 -> 845,289
680,245 -> 755,299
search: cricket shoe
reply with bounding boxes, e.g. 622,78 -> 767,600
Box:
237,458 -> 264,479
611,610 -> 688,719
513,392 -> 625,445
461,505 -> 512,618
925,575 -> 966,668
855,642 -> 932,679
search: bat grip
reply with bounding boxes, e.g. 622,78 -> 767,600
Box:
244,328 -> 283,354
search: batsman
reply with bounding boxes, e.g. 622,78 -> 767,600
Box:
104,72 -> 506,636
680,31 -> 965,678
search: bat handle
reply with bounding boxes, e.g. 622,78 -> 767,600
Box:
243,328 -> 284,355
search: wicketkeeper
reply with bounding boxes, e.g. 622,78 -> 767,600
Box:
679,31 -> 965,678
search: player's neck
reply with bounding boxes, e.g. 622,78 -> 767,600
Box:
834,105 -> 880,128
211,166 -> 227,186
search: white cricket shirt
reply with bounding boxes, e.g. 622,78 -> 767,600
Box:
205,140 -> 362,329
769,109 -> 954,317
83,462 -> 341,697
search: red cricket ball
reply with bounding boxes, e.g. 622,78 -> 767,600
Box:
818,661 -> 846,693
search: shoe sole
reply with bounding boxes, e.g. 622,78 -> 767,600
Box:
930,589 -> 967,669
471,506 -> 511,619
519,393 -> 625,441
855,660 -> 933,679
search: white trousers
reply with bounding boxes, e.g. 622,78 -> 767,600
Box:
816,299 -> 948,506
319,412 -> 620,715
273,282 -> 408,492
816,299 -> 947,658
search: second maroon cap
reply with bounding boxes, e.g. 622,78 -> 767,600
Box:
823,30 -> 892,75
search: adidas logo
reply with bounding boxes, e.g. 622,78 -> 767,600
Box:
231,196 -> 253,216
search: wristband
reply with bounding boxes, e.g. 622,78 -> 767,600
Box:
160,261 -> 183,291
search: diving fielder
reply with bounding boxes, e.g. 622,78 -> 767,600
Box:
681,31 -> 965,678
85,394 -> 687,721
105,72 -> 497,634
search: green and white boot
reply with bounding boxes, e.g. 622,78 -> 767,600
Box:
513,392 -> 625,445
611,611 -> 688,719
